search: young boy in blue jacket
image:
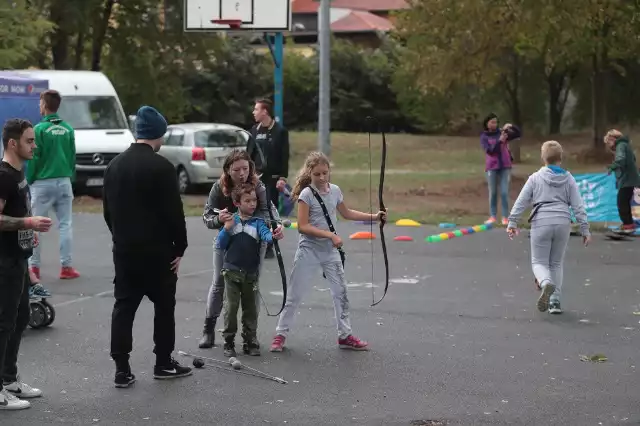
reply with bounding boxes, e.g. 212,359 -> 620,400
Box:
216,183 -> 273,357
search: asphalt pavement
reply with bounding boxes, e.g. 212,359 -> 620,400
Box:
2,214 -> 639,426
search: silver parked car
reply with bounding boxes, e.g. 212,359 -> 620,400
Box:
160,123 -> 250,193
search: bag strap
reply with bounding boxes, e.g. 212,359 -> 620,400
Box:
307,186 -> 346,271
308,186 -> 337,234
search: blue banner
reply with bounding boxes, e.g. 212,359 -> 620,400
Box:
0,73 -> 49,159
573,172 -> 640,226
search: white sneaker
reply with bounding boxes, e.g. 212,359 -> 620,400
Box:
3,381 -> 42,399
0,389 -> 30,410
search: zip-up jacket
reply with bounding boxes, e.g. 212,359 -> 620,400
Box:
247,121 -> 289,179
27,113 -> 76,184
608,135 -> 640,189
216,215 -> 272,273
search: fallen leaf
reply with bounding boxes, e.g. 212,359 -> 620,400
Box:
579,354 -> 608,363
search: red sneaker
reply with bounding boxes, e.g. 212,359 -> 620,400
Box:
29,266 -> 40,284
338,335 -> 369,351
621,224 -> 637,233
269,335 -> 285,352
60,266 -> 80,279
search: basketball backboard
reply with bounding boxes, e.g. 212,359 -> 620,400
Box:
184,0 -> 292,32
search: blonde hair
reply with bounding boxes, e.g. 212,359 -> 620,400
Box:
604,129 -> 622,144
541,140 -> 563,164
291,151 -> 331,201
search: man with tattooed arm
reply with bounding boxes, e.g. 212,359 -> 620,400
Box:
0,119 -> 52,410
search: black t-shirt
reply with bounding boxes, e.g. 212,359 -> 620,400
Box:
0,161 -> 33,259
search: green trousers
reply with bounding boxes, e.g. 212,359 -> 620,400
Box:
222,269 -> 258,344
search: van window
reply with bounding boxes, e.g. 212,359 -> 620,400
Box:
58,96 -> 127,130
194,129 -> 247,148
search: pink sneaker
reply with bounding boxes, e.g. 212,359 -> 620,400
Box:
501,217 -> 509,226
269,335 -> 285,352
485,216 -> 497,225
338,335 -> 369,351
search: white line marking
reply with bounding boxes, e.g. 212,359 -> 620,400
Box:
52,268 -> 215,308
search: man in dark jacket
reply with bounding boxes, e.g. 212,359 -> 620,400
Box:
605,129 -> 640,233
103,105 -> 191,389
246,99 -> 289,258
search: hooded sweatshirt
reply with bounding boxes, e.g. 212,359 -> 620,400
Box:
507,165 -> 590,236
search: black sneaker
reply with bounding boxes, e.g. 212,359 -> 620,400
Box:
264,248 -> 275,259
153,358 -> 193,380
223,342 -> 237,357
114,371 -> 136,388
243,342 -> 261,356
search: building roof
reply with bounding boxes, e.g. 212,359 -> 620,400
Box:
331,10 -> 394,33
293,0 -> 408,14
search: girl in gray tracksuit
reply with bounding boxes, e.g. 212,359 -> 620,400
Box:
506,141 -> 591,314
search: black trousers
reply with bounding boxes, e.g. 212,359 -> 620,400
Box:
0,257 -> 29,390
617,186 -> 635,225
110,252 -> 178,368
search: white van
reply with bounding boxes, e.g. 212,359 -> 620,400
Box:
9,70 -> 134,193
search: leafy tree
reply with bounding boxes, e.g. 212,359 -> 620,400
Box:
0,0 -> 52,69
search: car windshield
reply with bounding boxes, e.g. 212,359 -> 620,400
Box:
57,96 -> 127,130
194,129 -> 247,148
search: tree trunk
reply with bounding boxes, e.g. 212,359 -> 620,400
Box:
91,0 -> 116,71
504,53 -> 522,162
547,72 -> 563,135
49,0 -> 70,69
73,27 -> 85,70
546,68 -> 575,135
591,54 -> 607,149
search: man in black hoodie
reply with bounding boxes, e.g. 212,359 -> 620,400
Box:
247,99 -> 289,258
103,105 -> 191,389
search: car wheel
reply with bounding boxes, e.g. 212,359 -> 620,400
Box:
177,167 -> 190,194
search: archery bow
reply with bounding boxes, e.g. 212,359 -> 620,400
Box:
368,117 -> 390,307
250,139 -> 288,317
262,184 -> 288,317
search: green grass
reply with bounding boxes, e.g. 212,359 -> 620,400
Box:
74,130 -> 626,228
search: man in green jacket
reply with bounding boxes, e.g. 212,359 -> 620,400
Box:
605,129 -> 640,233
27,90 -> 80,282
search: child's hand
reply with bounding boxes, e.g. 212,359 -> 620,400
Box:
506,227 -> 519,240
272,224 -> 284,240
223,217 -> 234,230
330,234 -> 343,248
374,209 -> 387,224
33,233 -> 39,248
583,235 -> 591,247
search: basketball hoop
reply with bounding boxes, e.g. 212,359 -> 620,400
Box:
211,19 -> 242,29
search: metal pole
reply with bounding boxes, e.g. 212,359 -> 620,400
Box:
318,0 -> 331,156
273,32 -> 284,124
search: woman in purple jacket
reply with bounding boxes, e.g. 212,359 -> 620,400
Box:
480,113 -> 521,225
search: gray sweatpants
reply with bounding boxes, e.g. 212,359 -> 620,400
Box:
530,223 -> 571,303
275,247 -> 352,339
205,243 -> 266,320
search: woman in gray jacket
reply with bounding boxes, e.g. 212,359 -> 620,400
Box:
506,141 -> 591,315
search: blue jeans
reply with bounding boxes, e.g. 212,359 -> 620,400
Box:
486,169 -> 511,218
29,177 -> 74,268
